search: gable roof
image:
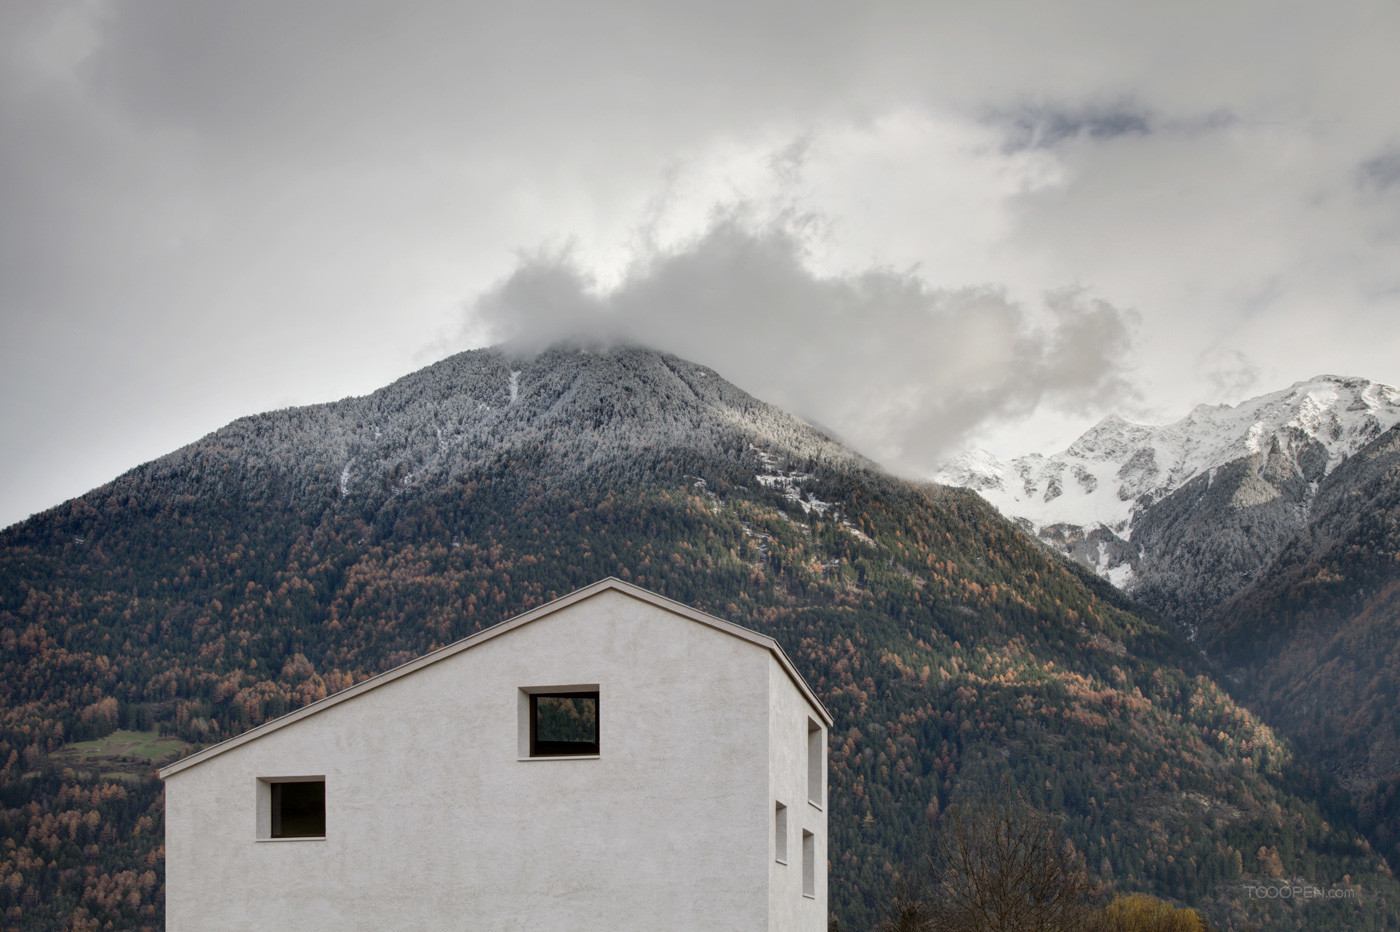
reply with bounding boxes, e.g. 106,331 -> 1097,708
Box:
159,577 -> 833,780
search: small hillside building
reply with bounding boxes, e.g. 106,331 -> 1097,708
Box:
160,578 -> 832,931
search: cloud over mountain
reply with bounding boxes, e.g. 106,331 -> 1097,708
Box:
5,0 -> 1400,527
472,215 -> 1136,473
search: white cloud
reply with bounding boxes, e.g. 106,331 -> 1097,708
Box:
472,213 -> 1136,473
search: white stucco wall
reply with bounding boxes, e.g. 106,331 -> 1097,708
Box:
767,655 -> 828,930
164,586 -> 828,931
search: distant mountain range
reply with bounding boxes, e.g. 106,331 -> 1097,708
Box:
938,374 -> 1400,876
2,348 -> 1396,930
937,375 -> 1400,628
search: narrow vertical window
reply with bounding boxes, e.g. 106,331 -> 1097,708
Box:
807,718 -> 823,807
775,802 -> 788,863
802,830 -> 815,897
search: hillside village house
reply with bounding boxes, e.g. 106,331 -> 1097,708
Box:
159,578 -> 832,931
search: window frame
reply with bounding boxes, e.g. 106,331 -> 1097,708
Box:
518,685 -> 601,760
257,775 -> 326,841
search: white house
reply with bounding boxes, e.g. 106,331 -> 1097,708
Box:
159,578 -> 832,931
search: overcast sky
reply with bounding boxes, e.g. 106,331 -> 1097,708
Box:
4,1 -> 1399,529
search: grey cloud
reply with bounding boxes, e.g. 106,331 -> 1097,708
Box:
986,101 -> 1239,155
990,100 -> 1154,153
1030,289 -> 1140,407
470,217 -> 1137,473
1358,148 -> 1400,191
474,249 -> 609,351
1195,347 -> 1261,401
81,0 -> 872,160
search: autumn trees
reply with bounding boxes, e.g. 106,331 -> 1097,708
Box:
1087,894 -> 1207,932
880,789 -> 1211,932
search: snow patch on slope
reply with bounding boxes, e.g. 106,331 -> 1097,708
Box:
753,447 -> 830,515
750,444 -> 873,544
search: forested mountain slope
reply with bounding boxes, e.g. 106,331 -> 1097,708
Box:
942,376 -> 1400,886
2,346 -> 1396,930
1206,423 -> 1400,873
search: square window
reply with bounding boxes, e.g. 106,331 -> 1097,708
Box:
268,779 -> 325,838
528,690 -> 599,757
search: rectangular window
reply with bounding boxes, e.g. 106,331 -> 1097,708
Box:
802,830 -> 815,898
807,718 -> 823,807
262,777 -> 325,839
527,690 -> 600,757
775,802 -> 788,863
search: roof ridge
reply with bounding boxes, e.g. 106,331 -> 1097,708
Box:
159,578 -> 830,780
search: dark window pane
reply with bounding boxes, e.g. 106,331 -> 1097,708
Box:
271,781 -> 325,838
530,692 -> 599,756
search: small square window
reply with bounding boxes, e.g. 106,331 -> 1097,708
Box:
269,779 -> 324,838
528,691 -> 599,757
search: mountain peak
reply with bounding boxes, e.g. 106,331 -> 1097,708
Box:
79,342 -> 868,522
1062,412 -> 1154,459
938,373 -> 1400,597
932,447 -> 1007,491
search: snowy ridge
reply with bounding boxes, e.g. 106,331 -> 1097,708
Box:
124,344 -> 878,519
941,375 -> 1400,536
936,375 -> 1400,594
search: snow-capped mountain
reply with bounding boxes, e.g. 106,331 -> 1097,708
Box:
938,375 -> 1400,622
109,342 -> 872,517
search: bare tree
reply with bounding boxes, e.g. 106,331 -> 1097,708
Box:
877,876 -> 937,932
923,790 -> 1101,932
